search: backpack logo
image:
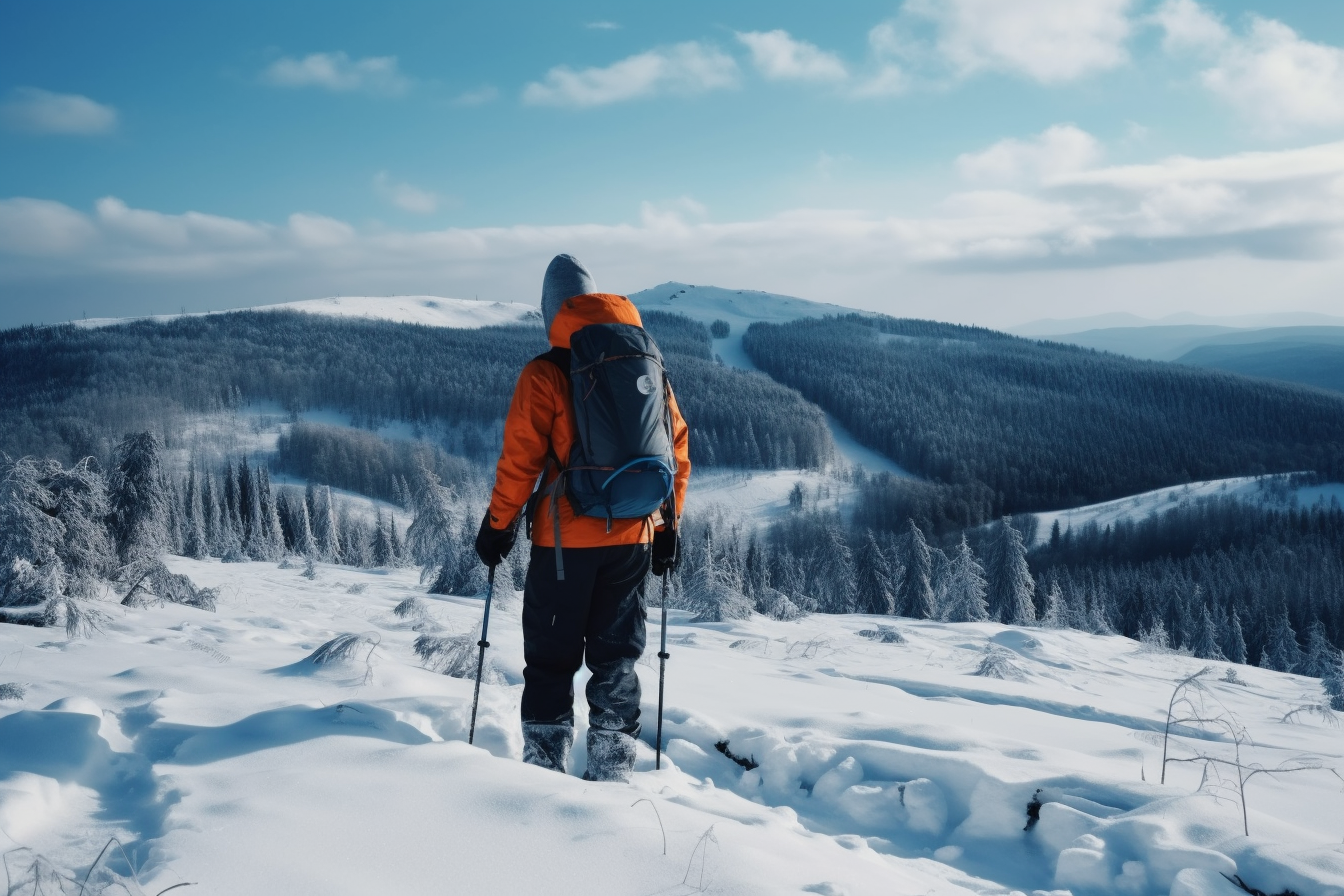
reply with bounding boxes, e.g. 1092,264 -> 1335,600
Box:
636,374 -> 656,396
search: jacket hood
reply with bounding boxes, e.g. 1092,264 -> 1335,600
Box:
548,293 -> 643,348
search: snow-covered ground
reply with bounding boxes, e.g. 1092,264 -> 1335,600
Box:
1031,475 -> 1344,546
74,295 -> 539,330
2,560 -> 1341,896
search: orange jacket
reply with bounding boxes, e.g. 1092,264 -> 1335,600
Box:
486,293 -> 691,547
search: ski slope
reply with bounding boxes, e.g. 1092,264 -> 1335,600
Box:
74,295 -> 539,331
1,560 -> 1341,896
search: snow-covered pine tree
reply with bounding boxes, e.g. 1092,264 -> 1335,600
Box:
371,508 -> 393,567
406,467 -> 460,581
312,486 -> 342,564
896,520 -> 936,619
164,475 -> 185,556
1038,578 -> 1065,628
108,432 -> 171,564
808,522 -> 855,613
1259,608 -> 1303,672
984,516 -> 1035,625
680,530 -> 752,622
46,457 -> 116,598
941,535 -> 989,622
183,466 -> 208,560
1301,619 -> 1336,679
286,488 -> 317,557
1190,605 -> 1226,661
223,462 -> 241,539
1323,649 -> 1344,711
388,513 -> 406,567
200,470 -> 218,556
254,466 -> 284,562
854,529 -> 899,615
0,457 -> 64,608
1224,611 -> 1248,665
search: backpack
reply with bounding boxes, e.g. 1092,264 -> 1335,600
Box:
530,322 -> 678,579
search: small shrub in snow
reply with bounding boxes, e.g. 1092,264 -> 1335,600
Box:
1222,667 -> 1246,686
301,557 -> 317,579
394,596 -> 427,619
120,559 -> 218,611
728,638 -> 769,655
414,633 -> 502,684
278,556 -> 296,570
306,632 -> 379,667
973,646 -> 1027,681
857,625 -> 905,644
0,682 -> 26,701
754,588 -> 810,621
346,582 -> 368,595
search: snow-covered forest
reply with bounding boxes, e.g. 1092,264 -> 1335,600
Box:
2,297 -> 1343,894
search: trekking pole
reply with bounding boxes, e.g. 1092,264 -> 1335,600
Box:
468,565 -> 496,746
655,569 -> 670,770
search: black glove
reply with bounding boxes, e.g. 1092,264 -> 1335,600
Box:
650,527 -> 679,576
474,512 -> 517,568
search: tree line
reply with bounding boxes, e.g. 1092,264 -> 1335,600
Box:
744,315 -> 1344,518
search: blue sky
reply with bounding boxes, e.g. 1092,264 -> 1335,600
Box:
2,0 -> 1343,329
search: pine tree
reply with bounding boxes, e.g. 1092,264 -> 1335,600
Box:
1323,649 -> 1344,712
406,468 -> 460,577
942,535 -> 989,623
985,516 -> 1035,625
183,466 -> 208,560
200,471 -> 218,556
1190,605 -> 1226,661
1301,619 -> 1336,679
283,488 -> 317,557
1039,578 -> 1065,628
312,486 -> 341,564
254,467 -> 284,562
371,508 -> 393,567
1223,609 -> 1248,665
108,432 -> 171,563
896,520 -> 936,619
854,530 -> 899,615
1259,609 -> 1303,673
388,513 -> 406,566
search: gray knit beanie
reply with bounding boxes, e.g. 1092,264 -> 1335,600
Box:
541,254 -> 596,335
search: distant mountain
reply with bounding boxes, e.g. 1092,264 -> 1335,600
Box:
1012,310 -> 1344,337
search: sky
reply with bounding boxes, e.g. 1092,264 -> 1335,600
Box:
1,0 -> 1343,330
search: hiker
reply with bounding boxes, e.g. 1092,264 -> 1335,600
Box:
475,254 -> 691,782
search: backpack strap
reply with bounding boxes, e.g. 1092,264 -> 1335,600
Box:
530,346 -> 571,579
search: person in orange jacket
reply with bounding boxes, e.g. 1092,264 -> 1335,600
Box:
475,254 -> 691,781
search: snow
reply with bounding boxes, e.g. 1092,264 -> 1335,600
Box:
73,295 -> 540,331
1031,474 -> 1344,546
2,559 -> 1342,895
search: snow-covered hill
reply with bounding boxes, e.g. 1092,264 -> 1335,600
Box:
1030,474 -> 1344,546
1,560 -> 1340,896
75,295 -> 539,331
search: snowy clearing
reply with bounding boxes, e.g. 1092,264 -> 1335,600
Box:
1,559 -> 1341,895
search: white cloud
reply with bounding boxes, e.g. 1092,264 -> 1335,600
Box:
1200,17 -> 1344,133
522,42 -> 738,107
262,52 -> 410,96
373,172 -> 439,214
586,21 -> 620,31
957,125 -> 1103,185
1150,0 -> 1228,54
4,140 -> 1342,325
903,0 -> 1134,83
0,87 -> 118,135
736,30 -> 848,82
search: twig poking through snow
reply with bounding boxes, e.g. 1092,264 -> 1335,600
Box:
414,634 -> 503,684
631,798 -> 667,855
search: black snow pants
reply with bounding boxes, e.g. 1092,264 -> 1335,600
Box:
520,542 -> 649,735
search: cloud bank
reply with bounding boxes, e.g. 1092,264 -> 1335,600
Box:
261,52 -> 411,96
522,42 -> 738,107
3,134 -> 1342,327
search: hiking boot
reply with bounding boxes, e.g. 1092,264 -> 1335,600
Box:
522,722 -> 573,773
583,728 -> 637,782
